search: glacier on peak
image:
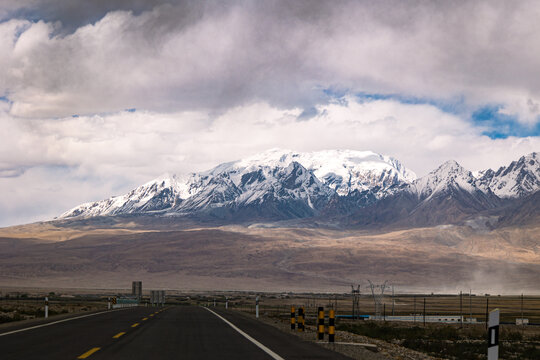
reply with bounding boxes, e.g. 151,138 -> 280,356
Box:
228,148 -> 417,196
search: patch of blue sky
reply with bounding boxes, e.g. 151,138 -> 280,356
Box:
323,87 -> 348,99
326,88 -> 539,139
355,91 -> 466,115
472,105 -> 540,139
321,87 -> 349,106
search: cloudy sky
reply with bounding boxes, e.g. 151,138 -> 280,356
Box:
1,0 -> 539,227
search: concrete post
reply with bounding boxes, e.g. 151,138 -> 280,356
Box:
45,297 -> 49,319
256,296 -> 260,318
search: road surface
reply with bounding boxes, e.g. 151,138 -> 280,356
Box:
0,306 -> 352,359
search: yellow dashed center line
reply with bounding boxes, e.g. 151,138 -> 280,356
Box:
142,317 -> 148,321
131,322 -> 140,328
112,332 -> 126,339
77,347 -> 100,359
150,314 -> 154,317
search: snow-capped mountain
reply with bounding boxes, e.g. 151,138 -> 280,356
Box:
60,175 -> 182,218
60,149 -> 414,219
399,160 -> 502,225
59,150 -> 539,227
476,152 -> 540,198
412,160 -> 479,199
177,160 -> 334,219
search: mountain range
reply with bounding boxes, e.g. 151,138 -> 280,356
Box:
59,149 -> 540,228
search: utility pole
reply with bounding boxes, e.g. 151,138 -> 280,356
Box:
521,293 -> 524,327
469,289 -> 472,326
423,297 -> 426,326
350,286 -> 354,319
351,285 -> 360,320
460,291 -> 463,328
392,285 -> 395,317
485,297 -> 489,330
413,295 -> 416,323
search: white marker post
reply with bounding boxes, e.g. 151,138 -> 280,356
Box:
256,296 -> 260,318
487,309 -> 499,360
225,297 -> 228,309
45,297 -> 49,319
108,297 -> 111,310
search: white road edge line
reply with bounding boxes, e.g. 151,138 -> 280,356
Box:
0,308 -> 130,337
204,307 -> 285,360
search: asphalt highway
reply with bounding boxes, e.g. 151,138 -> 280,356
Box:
0,306 -> 352,359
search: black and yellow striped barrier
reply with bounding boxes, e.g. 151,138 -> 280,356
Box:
290,306 -> 296,330
317,307 -> 324,340
297,307 -> 305,332
329,309 -> 335,343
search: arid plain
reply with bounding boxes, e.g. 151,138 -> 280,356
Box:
0,217 -> 538,294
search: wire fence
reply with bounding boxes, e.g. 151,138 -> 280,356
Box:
226,293 -> 540,326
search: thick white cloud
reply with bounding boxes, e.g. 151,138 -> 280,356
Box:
1,98 -> 539,226
1,1 -> 540,122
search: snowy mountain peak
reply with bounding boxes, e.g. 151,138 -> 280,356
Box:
227,148 -> 416,196
413,160 -> 477,198
431,160 -> 470,180
477,152 -> 540,198
60,173 -> 182,218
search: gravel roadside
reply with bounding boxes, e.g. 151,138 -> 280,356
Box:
235,310 -> 443,360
